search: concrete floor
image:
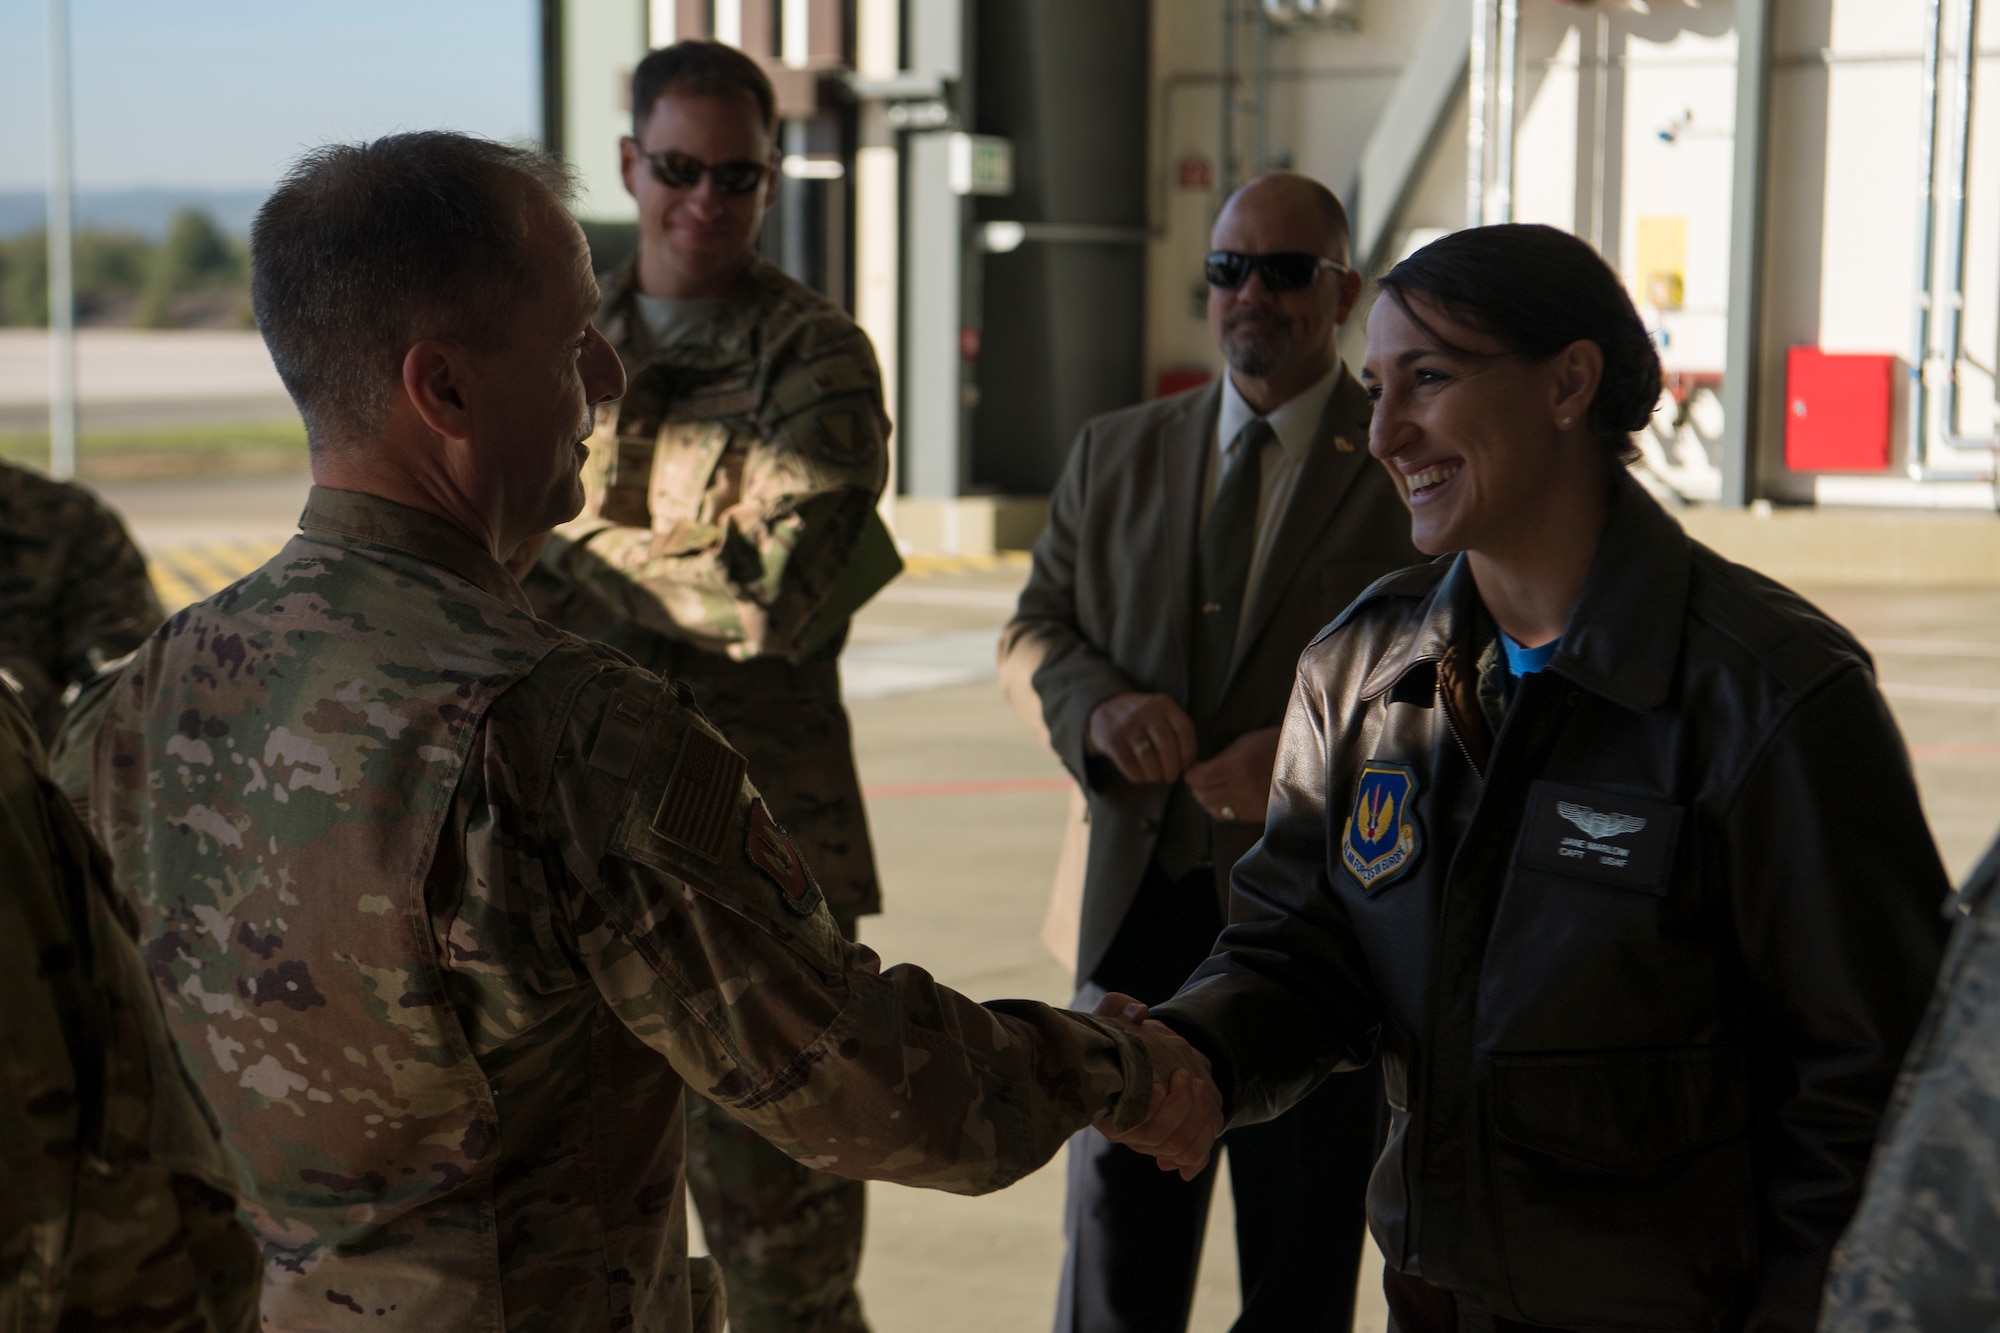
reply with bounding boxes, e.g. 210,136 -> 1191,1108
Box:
90,471 -> 2000,1332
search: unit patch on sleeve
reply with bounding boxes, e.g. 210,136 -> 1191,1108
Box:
1342,761 -> 1423,894
651,725 -> 748,861
1517,780 -> 1683,894
747,798 -> 821,915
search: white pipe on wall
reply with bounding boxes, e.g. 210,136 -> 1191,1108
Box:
1468,0 -> 1490,228
1493,0 -> 1518,224
1941,0 -> 1982,442
1909,0 -> 1945,475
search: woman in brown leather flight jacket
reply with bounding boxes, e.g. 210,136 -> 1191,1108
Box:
1144,226 -> 1952,1333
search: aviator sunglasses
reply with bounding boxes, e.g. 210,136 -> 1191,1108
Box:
1204,250 -> 1349,293
640,148 -> 771,195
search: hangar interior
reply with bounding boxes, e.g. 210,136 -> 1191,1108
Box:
541,0 -> 2000,552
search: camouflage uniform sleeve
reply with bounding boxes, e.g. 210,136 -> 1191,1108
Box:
540,667 -> 1153,1193
1820,844 -> 2000,1329
0,686 -> 258,1333
55,489 -> 164,691
559,327 -> 890,663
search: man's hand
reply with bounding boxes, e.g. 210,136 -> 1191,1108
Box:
1086,692 -> 1198,786
1090,991 -> 1225,1180
1183,726 -> 1280,825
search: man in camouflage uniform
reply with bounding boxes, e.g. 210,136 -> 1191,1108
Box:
1819,833 -> 2000,1329
525,41 -> 897,1332
0,458 -> 163,742
61,131 -> 1218,1333
0,680 -> 260,1333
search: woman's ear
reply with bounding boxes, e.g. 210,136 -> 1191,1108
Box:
1551,338 -> 1605,432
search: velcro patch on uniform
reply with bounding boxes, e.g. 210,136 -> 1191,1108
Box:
1517,781 -> 1682,894
816,412 -> 870,464
1341,761 -> 1422,894
769,355 -> 870,419
651,727 -> 747,861
746,798 -> 819,915
678,388 -> 761,421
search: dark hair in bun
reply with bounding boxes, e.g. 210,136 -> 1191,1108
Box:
1376,223 -> 1660,467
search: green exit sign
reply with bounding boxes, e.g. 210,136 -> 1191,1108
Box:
948,134 -> 1014,197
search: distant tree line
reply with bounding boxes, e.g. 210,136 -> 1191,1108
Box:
0,208 -> 248,328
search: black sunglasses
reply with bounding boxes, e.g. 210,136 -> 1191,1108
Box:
1204,250 -> 1349,292
640,148 -> 771,195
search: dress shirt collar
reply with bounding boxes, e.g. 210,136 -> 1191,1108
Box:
1216,359 -> 1344,461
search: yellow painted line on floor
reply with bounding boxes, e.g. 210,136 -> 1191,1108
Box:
149,540 -> 283,611
900,550 -> 1032,578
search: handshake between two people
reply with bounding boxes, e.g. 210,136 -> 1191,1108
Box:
1090,991 -> 1228,1181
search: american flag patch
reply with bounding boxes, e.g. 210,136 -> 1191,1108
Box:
651,727 -> 746,861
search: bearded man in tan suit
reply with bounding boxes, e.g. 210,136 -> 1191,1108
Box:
1002,173 -> 1420,1333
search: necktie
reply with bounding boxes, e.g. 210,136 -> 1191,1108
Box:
1188,417 -> 1270,730
1156,418 -> 1270,881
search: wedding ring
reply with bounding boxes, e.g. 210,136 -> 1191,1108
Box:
1220,805 -> 1237,822
1132,737 -> 1154,754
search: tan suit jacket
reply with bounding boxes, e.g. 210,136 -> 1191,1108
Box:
1000,369 -> 1420,984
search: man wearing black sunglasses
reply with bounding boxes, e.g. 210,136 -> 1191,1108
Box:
1002,172 -> 1420,1333
526,40 -> 894,1333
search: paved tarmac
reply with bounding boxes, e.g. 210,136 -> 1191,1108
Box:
85,470 -> 2000,1331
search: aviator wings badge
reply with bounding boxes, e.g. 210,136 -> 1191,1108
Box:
1342,762 -> 1422,894
1557,802 -> 1648,841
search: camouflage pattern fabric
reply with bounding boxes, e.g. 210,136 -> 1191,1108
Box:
0,458 -> 163,742
528,259 -> 889,1332
68,486 -> 1154,1333
1821,836 -> 2000,1330
683,1088 -> 866,1333
536,255 -> 888,921
0,683 -> 259,1333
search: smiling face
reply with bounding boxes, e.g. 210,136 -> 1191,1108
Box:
1362,290 -> 1606,559
622,89 -> 776,298
462,198 -> 625,544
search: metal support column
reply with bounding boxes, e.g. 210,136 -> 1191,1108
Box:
901,0 -> 969,499
45,0 -> 77,480
1719,0 -> 1773,507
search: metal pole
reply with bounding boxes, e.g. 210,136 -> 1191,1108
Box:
1941,0 -> 1981,444
1718,0 -> 1772,507
1467,0 -> 1490,228
1220,0 -> 1237,193
45,0 -> 77,481
1251,4 -> 1270,175
1494,0 -> 1518,224
1909,0 -> 1945,475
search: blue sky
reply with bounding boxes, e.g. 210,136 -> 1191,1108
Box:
0,0 -> 538,190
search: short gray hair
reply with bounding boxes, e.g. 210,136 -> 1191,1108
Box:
250,132 -> 577,448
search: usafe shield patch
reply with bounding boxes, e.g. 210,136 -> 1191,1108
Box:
1342,761 -> 1422,894
652,726 -> 747,861
747,798 -> 820,915
1518,781 -> 1682,894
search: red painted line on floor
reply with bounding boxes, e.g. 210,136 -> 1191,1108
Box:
1910,742 -> 2000,759
863,776 -> 1072,800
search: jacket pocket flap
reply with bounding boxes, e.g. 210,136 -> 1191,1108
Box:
1492,1046 -> 1745,1175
